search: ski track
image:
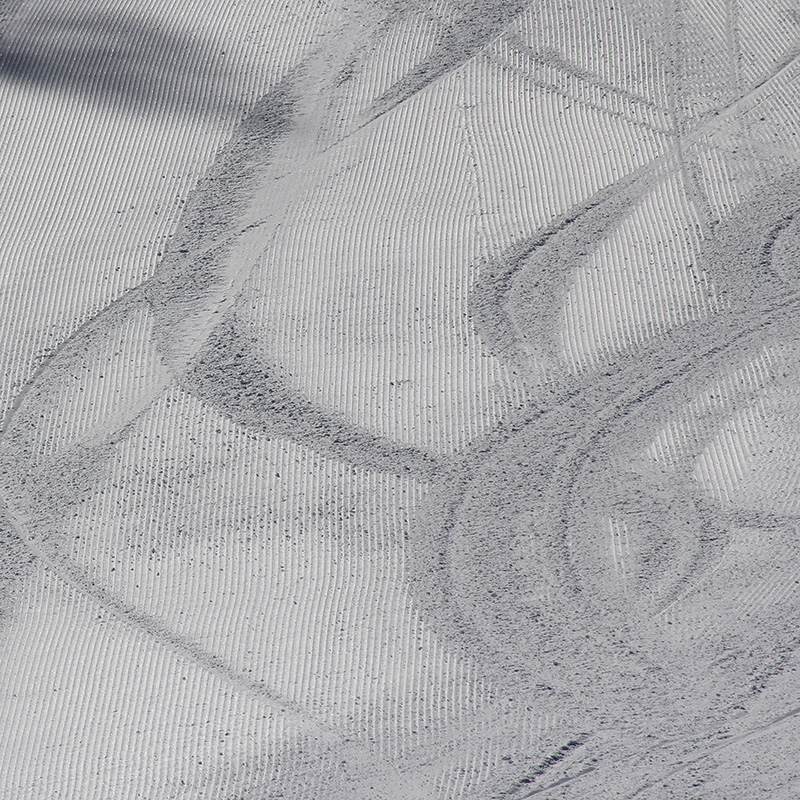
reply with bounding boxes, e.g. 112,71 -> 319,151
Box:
2,0 -> 800,797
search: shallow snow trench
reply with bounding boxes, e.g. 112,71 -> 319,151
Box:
2,0 -> 800,798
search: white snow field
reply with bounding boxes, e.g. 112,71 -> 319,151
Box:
2,0 -> 800,797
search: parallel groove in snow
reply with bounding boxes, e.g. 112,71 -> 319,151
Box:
4,1 -> 800,798
464,55 -> 666,261
733,70 -> 800,168
513,0 -> 672,113
697,388 -> 800,516
330,12 -> 441,137
62,388 -> 498,767
31,303 -> 165,460
0,566 -> 305,798
606,515 -> 631,590
657,523 -> 800,647
0,0 -> 326,423
676,0 -> 732,117
562,168 -> 715,370
491,36 -> 672,137
647,348 -> 775,471
243,72 -> 529,454
737,1 -> 800,91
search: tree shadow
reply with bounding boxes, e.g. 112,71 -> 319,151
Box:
0,7 -> 246,120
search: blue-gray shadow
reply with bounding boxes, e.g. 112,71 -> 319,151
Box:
0,8 -> 245,119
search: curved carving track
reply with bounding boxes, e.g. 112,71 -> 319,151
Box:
409,163 -> 800,787
3,0 -> 800,797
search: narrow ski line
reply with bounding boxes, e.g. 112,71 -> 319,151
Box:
517,766 -> 596,798
625,703 -> 800,798
509,699 -> 800,798
3,501 -> 328,727
6,0 -> 795,464
0,285 -> 146,438
3,6 -> 800,795
0,2 -> 542,788
0,4 -> 444,787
